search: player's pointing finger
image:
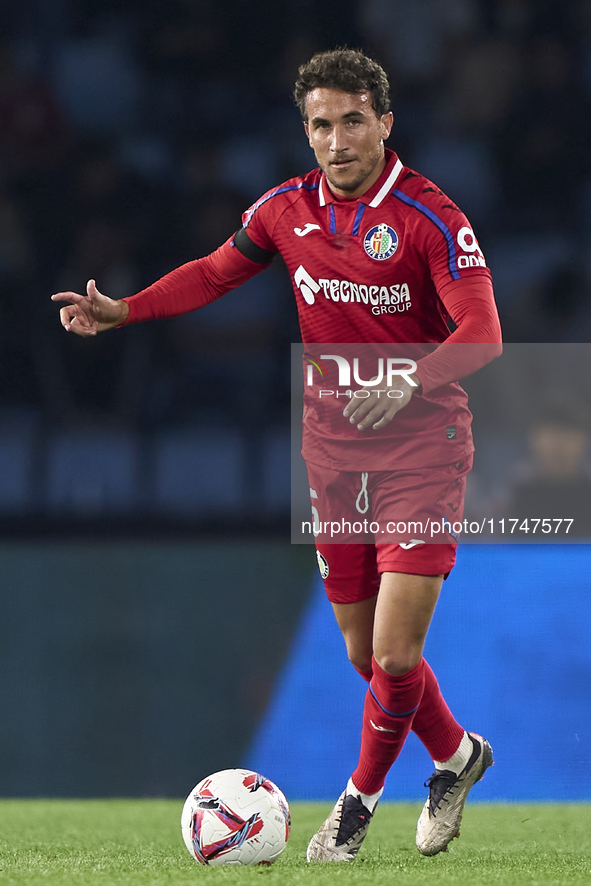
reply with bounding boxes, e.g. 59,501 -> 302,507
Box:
51,290 -> 85,304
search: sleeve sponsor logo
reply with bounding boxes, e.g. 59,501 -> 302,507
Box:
456,226 -> 487,268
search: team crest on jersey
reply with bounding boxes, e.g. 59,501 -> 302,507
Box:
316,551 -> 329,580
363,223 -> 399,261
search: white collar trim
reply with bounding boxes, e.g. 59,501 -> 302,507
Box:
369,157 -> 404,208
318,157 -> 403,207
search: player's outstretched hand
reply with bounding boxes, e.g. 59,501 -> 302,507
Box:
51,279 -> 129,336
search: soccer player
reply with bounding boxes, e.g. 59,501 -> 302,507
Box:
52,49 -> 502,861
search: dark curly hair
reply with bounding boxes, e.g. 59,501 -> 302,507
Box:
294,48 -> 390,120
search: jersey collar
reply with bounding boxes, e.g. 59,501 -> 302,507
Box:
318,149 -> 404,208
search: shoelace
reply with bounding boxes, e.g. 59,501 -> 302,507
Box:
424,770 -> 458,816
336,796 -> 372,845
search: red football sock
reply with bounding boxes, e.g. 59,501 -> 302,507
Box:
351,657 -> 425,795
353,664 -> 373,683
411,659 -> 465,762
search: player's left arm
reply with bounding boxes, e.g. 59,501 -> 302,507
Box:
415,207 -> 502,391
343,210 -> 503,431
414,275 -> 502,393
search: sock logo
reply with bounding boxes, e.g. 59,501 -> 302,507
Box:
369,719 -> 397,734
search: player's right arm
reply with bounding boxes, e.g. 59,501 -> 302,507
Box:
51,232 -> 275,336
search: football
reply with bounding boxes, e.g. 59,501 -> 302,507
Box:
181,768 -> 291,866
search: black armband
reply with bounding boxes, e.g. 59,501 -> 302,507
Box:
233,227 -> 276,264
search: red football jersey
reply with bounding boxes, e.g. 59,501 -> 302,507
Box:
241,149 -> 495,470
242,149 -> 491,345
123,149 -> 500,470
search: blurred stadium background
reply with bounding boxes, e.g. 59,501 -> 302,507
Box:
1,0 -> 591,798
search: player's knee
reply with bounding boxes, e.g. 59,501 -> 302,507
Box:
347,647 -> 372,675
373,647 -> 422,676
341,632 -> 372,673
339,626 -> 373,674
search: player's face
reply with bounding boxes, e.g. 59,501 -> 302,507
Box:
304,89 -> 393,198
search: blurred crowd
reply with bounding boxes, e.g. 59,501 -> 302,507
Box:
1,0 -> 591,521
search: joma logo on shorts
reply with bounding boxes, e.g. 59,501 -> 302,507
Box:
294,265 -> 411,314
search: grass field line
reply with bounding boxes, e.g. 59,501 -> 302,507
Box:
1,800 -> 591,885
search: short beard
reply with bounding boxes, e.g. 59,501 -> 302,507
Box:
324,150 -> 381,194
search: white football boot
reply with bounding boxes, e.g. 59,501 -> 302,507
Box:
306,790 -> 375,862
416,732 -> 493,856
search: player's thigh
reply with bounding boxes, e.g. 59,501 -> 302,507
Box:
373,571 -> 444,675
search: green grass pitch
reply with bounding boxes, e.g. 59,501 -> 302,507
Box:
1,800 -> 591,885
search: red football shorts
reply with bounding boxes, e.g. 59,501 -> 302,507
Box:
307,456 -> 472,604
